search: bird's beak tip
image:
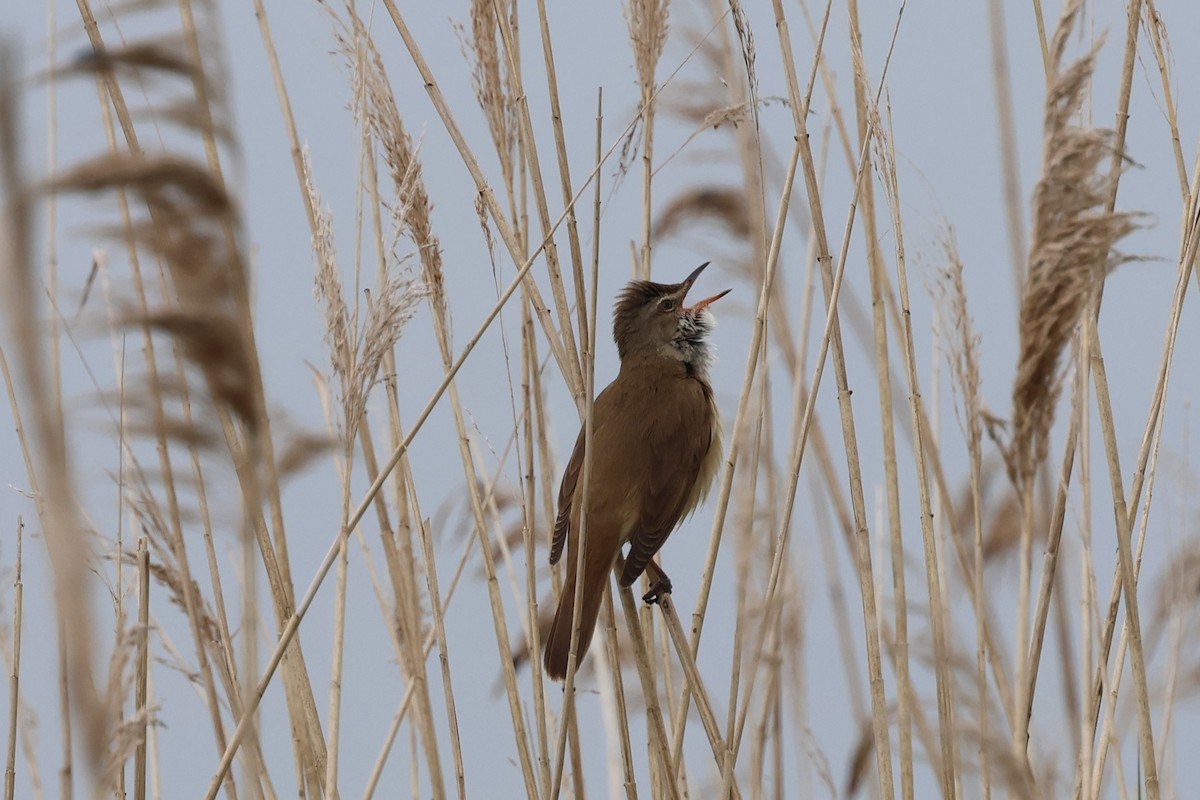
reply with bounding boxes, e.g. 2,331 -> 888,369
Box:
683,261 -> 712,288
688,287 -> 731,313
678,263 -> 729,311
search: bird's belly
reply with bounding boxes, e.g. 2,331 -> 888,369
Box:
683,417 -> 722,516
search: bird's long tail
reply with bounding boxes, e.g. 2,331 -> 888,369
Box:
543,568 -> 605,680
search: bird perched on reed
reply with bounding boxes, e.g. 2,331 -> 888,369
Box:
544,263 -> 728,680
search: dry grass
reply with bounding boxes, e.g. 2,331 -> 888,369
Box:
1,0 -> 1197,797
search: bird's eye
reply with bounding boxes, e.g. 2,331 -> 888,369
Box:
658,298 -> 676,312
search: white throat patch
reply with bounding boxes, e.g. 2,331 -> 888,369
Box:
662,308 -> 717,376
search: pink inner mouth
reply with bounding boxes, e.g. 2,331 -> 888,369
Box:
684,288 -> 732,314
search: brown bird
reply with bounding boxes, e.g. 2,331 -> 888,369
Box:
543,263 -> 728,681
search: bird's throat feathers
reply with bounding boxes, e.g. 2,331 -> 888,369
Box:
663,308 -> 717,377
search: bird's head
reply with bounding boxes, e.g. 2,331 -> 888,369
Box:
612,262 -> 730,374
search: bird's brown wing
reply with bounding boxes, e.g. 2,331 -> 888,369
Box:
620,377 -> 715,585
549,427 -> 585,565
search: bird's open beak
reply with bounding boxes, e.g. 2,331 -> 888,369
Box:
687,288 -> 732,313
680,262 -> 731,312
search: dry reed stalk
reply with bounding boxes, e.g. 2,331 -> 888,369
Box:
615,583 -> 680,800
1149,540 -> 1200,775
361,513 -> 479,799
985,0 -> 1030,296
367,9 -> 504,791
761,3 -> 907,797
122,298 -> 239,800
303,82 -> 429,789
1004,6 -> 1164,795
204,215 -> 558,795
1140,0 -> 1188,195
508,322 -> 553,784
584,92 -> 616,799
3,519 -> 22,800
1006,3 -> 1135,776
720,376 -> 768,800
519,342 -> 556,797
868,88 -> 949,797
655,619 -> 686,792
377,144 -> 450,800
333,17 -> 700,786
324,521 -> 350,797
794,3 -> 982,599
344,7 -> 523,795
546,88 -> 611,800
807,400 -> 872,724
669,129 -> 800,786
56,618 -> 71,800
707,3 -> 770,294
548,320 -> 597,798
70,1 -> 332,787
547,208 -> 596,800
453,14 -> 557,756
133,539 -> 148,800
59,3 -> 325,790
532,0 -> 592,360
487,1 -> 585,393
937,233 -> 990,796
656,598 -> 737,790
321,394 -> 410,677
1086,321 -> 1159,799
597,590 -> 637,799
625,0 -> 670,279
0,371 -> 49,799
1,42 -> 110,784
324,3 -> 463,791
655,3 -> 817,770
1020,391 -> 1079,744
116,292 -> 244,782
1027,0 -> 1051,73
1078,25 -> 1200,792
1074,354 -> 1096,800
42,4 -> 65,550
381,0 -> 585,404
412,494 -> 467,798
1008,8 -> 1136,491
848,11 -> 921,794
721,355 -> 766,799
1072,126 -> 1200,800
462,0 -> 518,194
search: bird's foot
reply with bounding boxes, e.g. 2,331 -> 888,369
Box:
637,559 -> 673,604
642,575 -> 672,605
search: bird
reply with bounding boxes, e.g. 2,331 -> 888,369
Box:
543,262 -> 728,681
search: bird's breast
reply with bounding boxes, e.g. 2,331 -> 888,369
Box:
681,381 -> 722,517
576,364 -> 721,539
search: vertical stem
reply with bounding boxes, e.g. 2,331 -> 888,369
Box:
640,86 -> 654,280
844,1 -> 916,790
56,615 -> 71,800
1013,475 -> 1035,754
323,528 -> 349,797
1088,325 -> 1159,800
239,507 -> 258,797
134,539 -> 149,800
4,519 -> 23,800
986,0 -> 1028,295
